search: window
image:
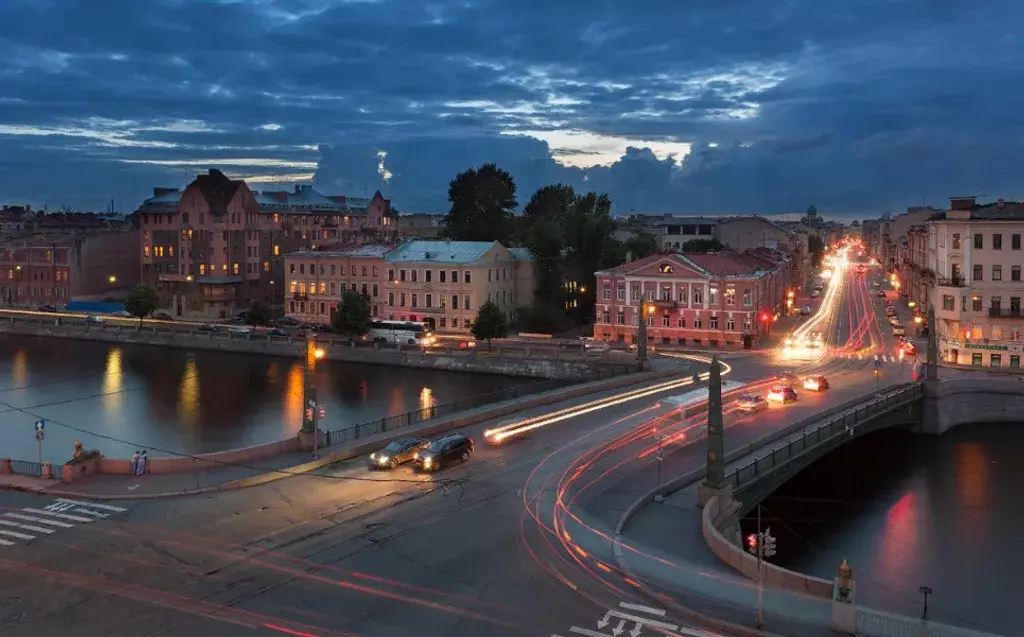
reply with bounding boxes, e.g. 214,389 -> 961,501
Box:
993,265 -> 1002,281
660,287 -> 672,301
677,317 -> 686,328
362,266 -> 368,276
616,311 -> 625,324
972,296 -> 983,312
630,286 -> 640,301
452,295 -> 459,310
329,265 -> 336,275
464,271 -> 471,283
602,286 -> 610,300
372,284 -> 378,297
399,269 -> 406,282
411,270 -> 417,282
990,354 -> 1002,368
973,264 -> 983,281
440,271 -> 446,283
451,271 -> 458,283
340,265 -> 346,276
426,294 -> 433,308
425,270 -> 432,282
1013,234 -> 1021,250
726,318 -> 735,331
693,289 -> 703,305
694,316 -> 702,329
602,311 -> 610,324
400,293 -> 406,307
709,288 -> 718,305
974,234 -> 983,249
616,286 -> 625,301
330,282 -> 336,294
662,315 -> 670,327
972,353 -> 982,366
232,263 -> 239,275
942,294 -> 954,311
646,316 -> 654,327
263,261 -> 269,272
273,245 -> 279,256
464,295 -> 471,310
488,270 -> 492,282
388,269 -> 395,281
299,263 -> 305,275
387,291 -> 394,306
991,296 -> 1002,310
994,234 -> 1003,250
743,289 -> 752,306
952,233 -> 961,249
439,295 -> 446,309
709,315 -> 719,330
1013,266 -> 1021,282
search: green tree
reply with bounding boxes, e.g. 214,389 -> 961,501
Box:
442,163 -> 517,243
681,237 -> 724,252
331,290 -> 372,337
471,300 -> 508,347
245,300 -> 273,326
124,284 -> 158,325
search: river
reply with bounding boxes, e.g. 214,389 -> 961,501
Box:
0,336 -> 521,462
751,423 -> 1019,635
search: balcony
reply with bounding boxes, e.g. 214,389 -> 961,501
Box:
936,275 -> 967,287
416,306 -> 446,314
292,293 -> 308,301
651,299 -> 678,310
988,307 -> 1022,319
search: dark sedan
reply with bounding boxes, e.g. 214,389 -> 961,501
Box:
369,437 -> 429,470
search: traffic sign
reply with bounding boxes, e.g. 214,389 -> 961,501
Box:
873,359 -> 881,369
34,420 -> 45,431
34,430 -> 45,442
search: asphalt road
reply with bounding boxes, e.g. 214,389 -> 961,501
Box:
0,264 -> 924,637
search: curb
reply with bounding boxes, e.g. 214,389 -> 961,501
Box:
8,368 -> 685,501
608,385 -> 918,636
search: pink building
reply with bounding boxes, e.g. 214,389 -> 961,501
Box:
593,252 -> 785,349
137,169 -> 398,319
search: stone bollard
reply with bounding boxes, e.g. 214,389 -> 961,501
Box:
0,458 -> 11,474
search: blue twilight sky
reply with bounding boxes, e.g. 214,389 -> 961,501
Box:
0,0 -> 1020,216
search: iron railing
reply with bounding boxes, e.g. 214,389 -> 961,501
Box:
856,609 -> 998,637
728,384 -> 923,491
322,364 -> 638,448
9,459 -> 44,477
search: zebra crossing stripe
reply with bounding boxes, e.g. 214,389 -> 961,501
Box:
3,513 -> 74,528
22,508 -> 93,523
55,498 -> 127,513
0,519 -> 52,534
0,539 -> 12,546
72,508 -> 108,519
0,528 -> 34,541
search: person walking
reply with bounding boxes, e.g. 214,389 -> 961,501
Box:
137,450 -> 148,476
130,450 -> 140,477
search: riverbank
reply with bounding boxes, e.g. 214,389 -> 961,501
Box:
0,313 -> 635,379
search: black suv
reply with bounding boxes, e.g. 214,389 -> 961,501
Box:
369,437 -> 429,470
414,433 -> 474,472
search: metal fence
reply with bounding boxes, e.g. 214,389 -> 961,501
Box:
9,459 -> 44,477
729,383 -> 923,490
322,363 -> 639,448
856,609 -> 999,637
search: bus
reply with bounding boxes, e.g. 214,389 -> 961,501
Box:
368,320 -> 437,346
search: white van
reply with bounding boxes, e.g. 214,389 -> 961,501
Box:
228,325 -> 253,335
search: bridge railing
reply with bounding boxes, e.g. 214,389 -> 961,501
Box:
728,383 -> 923,491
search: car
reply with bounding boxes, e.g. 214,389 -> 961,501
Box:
414,433 -> 475,472
893,325 -> 906,336
84,315 -> 104,324
36,304 -> 56,312
876,290 -> 887,297
228,325 -> 253,335
902,342 -> 918,356
275,317 -> 301,327
809,290 -> 820,298
766,386 -> 798,404
803,376 -> 830,392
196,324 -> 217,332
889,316 -> 901,326
267,328 -> 289,337
370,437 -> 429,469
112,310 -> 132,318
736,394 -> 768,412
800,305 -> 812,315
153,311 -> 173,320
885,307 -> 896,317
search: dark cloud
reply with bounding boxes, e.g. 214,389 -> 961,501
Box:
0,0 -> 1021,214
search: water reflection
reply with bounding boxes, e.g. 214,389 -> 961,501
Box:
419,387 -> 434,410
284,362 -> 303,427
102,348 -> 123,413
11,349 -> 27,387
177,357 -> 200,427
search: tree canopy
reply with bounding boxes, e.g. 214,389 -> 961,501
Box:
124,284 -> 158,322
471,300 -> 508,345
442,163 -> 517,244
332,290 -> 372,337
245,300 -> 273,326
681,237 -> 724,252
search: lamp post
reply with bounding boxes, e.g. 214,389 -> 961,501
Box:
302,338 -> 326,455
919,585 -> 933,620
746,505 -> 777,629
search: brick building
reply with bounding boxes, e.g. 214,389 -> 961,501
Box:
0,231 -> 140,307
137,169 -> 398,319
593,251 -> 786,349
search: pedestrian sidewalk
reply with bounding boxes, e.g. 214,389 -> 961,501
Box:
617,482 -> 1004,636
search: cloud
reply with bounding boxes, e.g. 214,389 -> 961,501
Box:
0,0 -> 1021,215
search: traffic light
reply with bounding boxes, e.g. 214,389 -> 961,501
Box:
305,408 -> 314,420
762,530 -> 777,558
318,407 -> 326,419
760,313 -> 770,323
747,534 -> 759,556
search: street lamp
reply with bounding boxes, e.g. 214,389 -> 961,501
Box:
108,275 -> 117,284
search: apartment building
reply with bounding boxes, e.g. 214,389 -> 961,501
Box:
928,197 -> 1024,368
593,251 -> 785,349
136,169 -> 398,319
283,240 -> 536,334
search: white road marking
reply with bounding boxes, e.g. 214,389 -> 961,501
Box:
55,498 -> 127,513
0,539 -> 13,546
72,508 -> 109,518
23,508 -> 93,523
0,519 -> 52,534
3,513 -> 74,528
618,602 -> 666,616
0,528 -> 35,541
603,610 -> 678,631
569,628 -> 612,637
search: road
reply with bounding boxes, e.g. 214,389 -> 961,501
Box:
0,257 -> 936,636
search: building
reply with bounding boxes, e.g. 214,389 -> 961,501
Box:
927,196 -> 1024,369
283,240 -> 536,334
715,216 -> 810,290
137,169 -> 398,319
593,251 -> 786,349
397,213 -> 444,239
904,224 -> 931,308
0,230 -> 140,307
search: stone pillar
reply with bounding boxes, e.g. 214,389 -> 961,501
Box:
0,458 -> 11,474
923,303 -> 939,380
699,355 -> 733,507
832,559 -> 857,634
636,296 -> 649,362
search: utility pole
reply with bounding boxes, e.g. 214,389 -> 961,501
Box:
746,505 -> 777,630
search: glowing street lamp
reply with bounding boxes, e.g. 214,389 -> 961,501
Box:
108,275 -> 117,284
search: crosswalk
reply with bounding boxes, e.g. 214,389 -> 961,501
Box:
0,498 -> 127,547
835,352 -> 912,365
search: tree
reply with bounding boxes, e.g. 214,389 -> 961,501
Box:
441,163 -> 517,243
124,284 -> 158,325
681,237 -> 724,252
332,290 -> 372,337
619,232 -> 660,260
245,300 -> 272,326
471,300 -> 508,347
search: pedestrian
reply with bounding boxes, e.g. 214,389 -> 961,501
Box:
130,450 -> 140,476
138,450 -> 148,476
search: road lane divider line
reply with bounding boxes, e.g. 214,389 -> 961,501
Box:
0,519 -> 52,534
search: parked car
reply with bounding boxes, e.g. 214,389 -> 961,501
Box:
370,437 -> 429,470
153,311 -> 173,320
810,289 -> 820,298
36,304 -> 56,312
736,394 -> 768,412
803,376 -> 830,392
196,324 -> 217,332
84,315 -> 104,324
893,325 -> 906,337
228,325 -> 253,335
112,310 -> 132,318
414,433 -> 475,472
876,290 -> 887,297
766,386 -> 798,404
267,328 -> 289,337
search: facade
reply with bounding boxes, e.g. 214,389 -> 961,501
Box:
903,224 -> 931,308
0,230 -> 140,307
593,251 -> 785,349
137,169 -> 398,319
716,216 -> 810,290
283,240 -> 536,334
928,197 -> 1024,368
397,213 -> 444,239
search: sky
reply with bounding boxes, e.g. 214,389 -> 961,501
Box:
0,0 -> 1021,216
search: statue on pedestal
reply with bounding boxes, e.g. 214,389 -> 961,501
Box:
836,559 -> 854,602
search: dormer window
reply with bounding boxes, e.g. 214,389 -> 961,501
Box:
660,263 -> 674,274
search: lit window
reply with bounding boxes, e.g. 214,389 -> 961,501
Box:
273,245 -> 280,256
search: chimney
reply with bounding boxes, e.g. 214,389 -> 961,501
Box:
998,197 -> 1005,208
949,196 -> 976,211
626,251 -> 633,263
294,185 -> 301,195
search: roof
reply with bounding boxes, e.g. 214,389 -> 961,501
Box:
284,245 -> 393,259
599,251 -> 775,278
385,240 -> 500,264
191,169 -> 242,217
509,247 -> 535,262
